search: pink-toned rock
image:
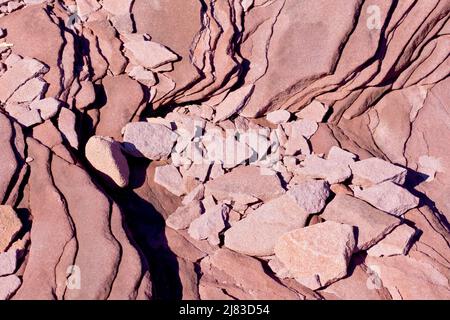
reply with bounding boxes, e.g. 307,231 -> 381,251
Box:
350,158 -> 407,187
86,19 -> 127,75
0,57 -> 48,103
122,122 -> 177,160
0,275 -> 21,300
128,65 -> 157,86
283,134 -> 310,156
295,155 -> 352,184
85,136 -> 130,188
8,77 -> 46,103
224,194 -> 309,256
213,84 -> 255,122
164,227 -> 208,263
11,138 -> 75,300
367,224 -> 417,257
76,0 -> 101,19
96,75 -> 145,140
102,0 -> 133,15
366,255 -> 450,300
4,103 -> 42,127
74,80 -> 95,110
274,221 -> 356,289
188,203 -> 229,245
200,248 -> 301,300
29,97 -> 61,120
296,100 -> 329,122
204,166 -> 285,203
180,164 -> 211,183
354,181 -> 419,216
0,205 -> 22,252
124,39 -> 178,70
182,184 -> 205,205
154,164 -> 186,196
320,264 -> 390,300
330,183 -> 353,196
282,119 -> 318,139
266,109 -> 291,124
322,194 -> 401,250
327,146 -> 357,165
0,250 -> 17,276
287,179 -> 330,214
166,200 -> 202,230
58,107 -> 78,149
176,257 -> 200,300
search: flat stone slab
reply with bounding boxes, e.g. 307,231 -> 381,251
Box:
367,224 -> 417,257
287,179 -> 330,214
354,181 -> 419,216
154,164 -> 187,197
204,165 -> 285,203
350,158 -> 407,186
122,122 -> 178,160
0,206 -> 22,252
274,221 -> 356,289
322,194 -> 401,250
224,194 -> 310,256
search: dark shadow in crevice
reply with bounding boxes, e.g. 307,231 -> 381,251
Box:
83,155 -> 183,300
404,167 -> 450,231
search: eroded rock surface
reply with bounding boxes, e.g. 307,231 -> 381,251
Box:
0,0 -> 448,301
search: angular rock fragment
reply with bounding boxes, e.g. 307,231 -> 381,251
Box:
322,194 -> 401,250
327,146 -> 357,165
0,275 -> 21,300
320,264 -> 389,300
295,155 -> 352,184
182,184 -> 205,205
4,103 -> 42,127
350,158 -> 407,187
154,164 -> 186,196
0,205 -> 21,252
76,0 -> 101,19
0,249 -> 17,276
74,80 -> 95,110
58,107 -> 78,149
0,248 -> 19,277
287,179 -> 330,214
188,203 -> 229,245
96,75 -> 145,139
274,221 -> 356,289
8,77 -> 46,103
366,255 -> 450,299
213,84 -> 254,123
367,224 -> 417,257
354,182 -> 420,216
128,65 -> 156,86
282,119 -> 318,140
0,57 -> 48,103
85,136 -> 130,188
283,134 -> 310,156
296,100 -> 329,122
122,122 -> 177,160
166,200 -> 203,230
205,166 -> 285,203
200,248 -> 300,300
124,39 -> 178,70
29,97 -> 61,120
266,110 -> 291,124
224,194 -> 309,256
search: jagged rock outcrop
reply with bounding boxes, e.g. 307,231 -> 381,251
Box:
0,0 -> 448,300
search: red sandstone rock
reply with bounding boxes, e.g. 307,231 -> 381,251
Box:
0,0 -> 448,301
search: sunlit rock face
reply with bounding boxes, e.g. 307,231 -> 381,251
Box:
0,0 -> 448,301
